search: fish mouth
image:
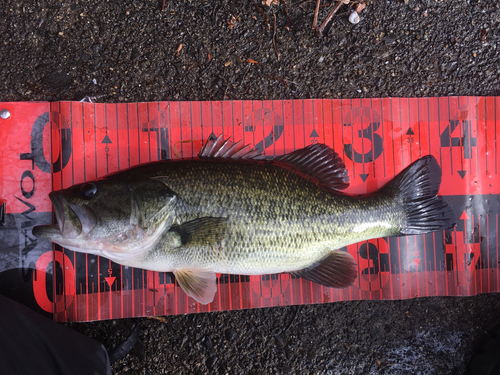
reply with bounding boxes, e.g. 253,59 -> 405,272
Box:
33,192 -> 97,240
32,223 -> 62,240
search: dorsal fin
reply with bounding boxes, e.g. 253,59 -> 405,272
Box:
275,144 -> 350,190
198,136 -> 348,190
198,134 -> 264,160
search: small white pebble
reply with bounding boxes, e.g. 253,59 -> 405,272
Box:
92,78 -> 97,84
349,11 -> 360,24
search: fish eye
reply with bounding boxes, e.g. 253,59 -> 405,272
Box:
80,183 -> 98,200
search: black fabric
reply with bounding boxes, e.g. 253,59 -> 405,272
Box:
108,319 -> 141,364
0,295 -> 111,375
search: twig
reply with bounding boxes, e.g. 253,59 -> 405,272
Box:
315,0 -> 344,38
296,0 -> 315,7
251,0 -> 270,30
312,0 -> 321,29
273,14 -> 279,60
284,305 -> 302,332
218,75 -> 230,100
147,316 -> 168,323
280,0 -> 297,28
270,75 -> 289,86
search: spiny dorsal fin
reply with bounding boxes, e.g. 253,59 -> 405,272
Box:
198,134 -> 264,160
199,136 -> 348,190
169,217 -> 228,248
290,251 -> 357,288
275,144 -> 350,190
173,269 -> 217,304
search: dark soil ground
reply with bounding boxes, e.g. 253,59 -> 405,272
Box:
2,0 -> 500,374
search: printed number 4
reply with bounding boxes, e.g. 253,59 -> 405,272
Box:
440,119 -> 476,160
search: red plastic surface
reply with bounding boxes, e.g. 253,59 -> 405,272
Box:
0,98 -> 499,322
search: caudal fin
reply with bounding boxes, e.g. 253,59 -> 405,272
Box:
381,156 -> 456,235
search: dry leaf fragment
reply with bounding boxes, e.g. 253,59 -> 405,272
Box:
176,44 -> 183,55
225,61 -> 232,66
208,52 -> 212,61
246,59 -> 258,64
355,2 -> 366,13
481,29 -> 486,42
147,316 -> 169,323
228,15 -> 238,29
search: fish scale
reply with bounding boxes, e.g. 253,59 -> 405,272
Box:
144,160 -> 402,274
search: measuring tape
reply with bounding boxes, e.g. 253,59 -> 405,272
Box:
0,98 -> 498,322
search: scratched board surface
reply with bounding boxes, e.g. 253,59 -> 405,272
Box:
0,98 -> 499,322
0,102 -> 54,316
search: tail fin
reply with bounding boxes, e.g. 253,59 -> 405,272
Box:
381,156 -> 456,235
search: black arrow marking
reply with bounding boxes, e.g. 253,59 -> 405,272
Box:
458,170 -> 467,179
359,174 -> 369,182
310,129 -> 319,138
406,127 -> 415,136
101,134 -> 112,144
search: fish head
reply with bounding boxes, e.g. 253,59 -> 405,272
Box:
33,176 -> 177,261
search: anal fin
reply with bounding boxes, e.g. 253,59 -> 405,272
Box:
173,269 -> 217,304
290,251 -> 357,288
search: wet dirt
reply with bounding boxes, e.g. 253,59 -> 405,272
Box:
2,0 -> 500,374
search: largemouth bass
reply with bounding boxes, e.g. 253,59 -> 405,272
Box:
33,136 -> 455,304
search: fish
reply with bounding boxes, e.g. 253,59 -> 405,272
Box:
33,136 -> 456,304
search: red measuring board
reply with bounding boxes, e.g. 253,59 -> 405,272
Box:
0,98 -> 499,322
0,102 -> 55,316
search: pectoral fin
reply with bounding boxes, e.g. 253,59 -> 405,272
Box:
169,217 -> 228,248
290,251 -> 357,288
173,269 -> 217,304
